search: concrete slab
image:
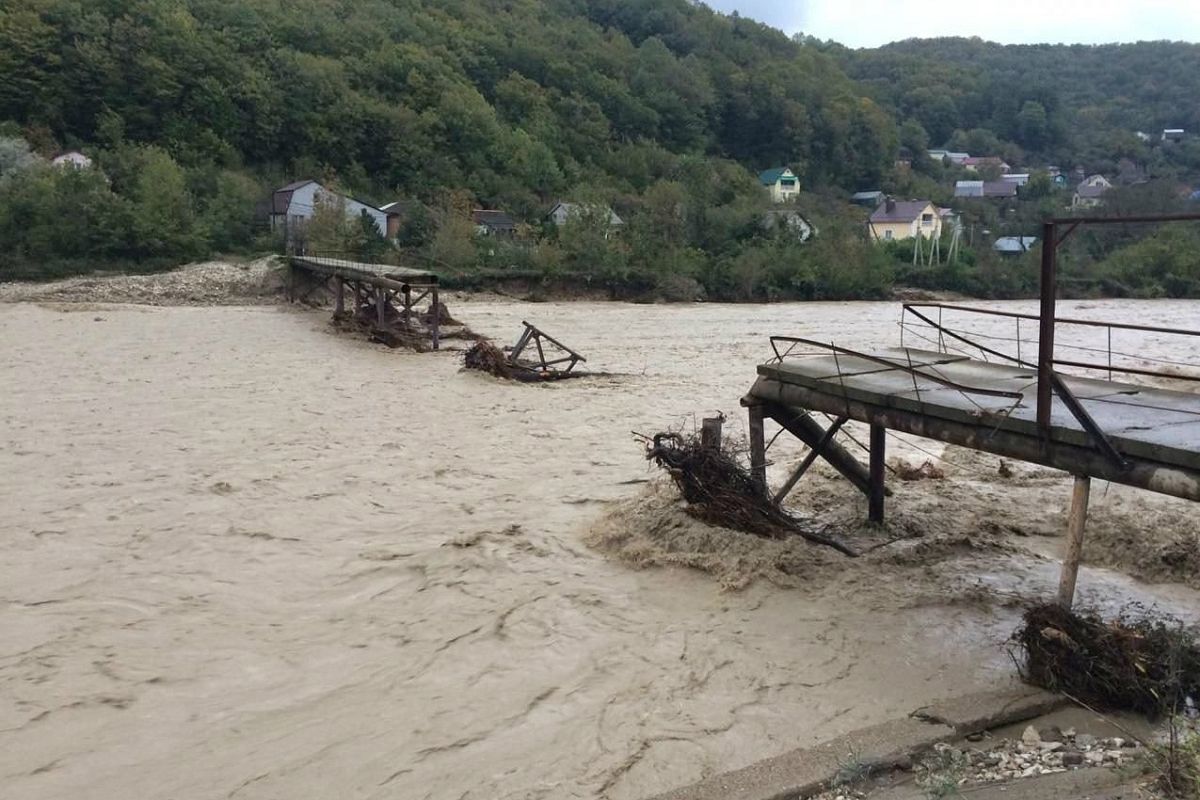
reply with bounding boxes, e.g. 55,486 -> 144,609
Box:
645,688 -> 1073,800
644,717 -> 956,800
910,687 -> 1068,735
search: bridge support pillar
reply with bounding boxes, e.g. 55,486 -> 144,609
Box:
1057,475 -> 1091,609
748,403 -> 767,494
868,424 -> 886,523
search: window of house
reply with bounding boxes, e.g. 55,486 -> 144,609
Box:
884,230 -> 893,240
921,213 -> 933,226
780,178 -> 796,187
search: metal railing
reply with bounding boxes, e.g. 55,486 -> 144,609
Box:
900,302 -> 1200,383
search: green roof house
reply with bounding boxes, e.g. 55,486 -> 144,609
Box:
759,167 -> 799,203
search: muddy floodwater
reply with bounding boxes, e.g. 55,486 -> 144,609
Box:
2,297 -> 1199,799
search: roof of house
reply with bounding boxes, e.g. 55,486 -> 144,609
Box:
276,179 -> 317,193
271,179 -> 318,215
472,209 -> 516,228
758,167 -> 792,185
982,181 -> 1018,197
954,180 -> 984,197
548,201 -> 624,226
851,190 -> 885,200
869,200 -> 935,223
269,180 -> 387,217
1076,184 -> 1109,199
993,236 -> 1039,253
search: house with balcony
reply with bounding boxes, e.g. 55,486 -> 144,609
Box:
758,167 -> 800,203
868,199 -> 942,242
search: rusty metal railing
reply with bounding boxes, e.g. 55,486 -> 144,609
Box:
901,302 -> 1200,383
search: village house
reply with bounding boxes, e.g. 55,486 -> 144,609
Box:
1071,174 -> 1112,209
51,151 -> 92,169
954,180 -> 1017,199
983,181 -> 1018,198
868,199 -> 943,242
378,200 -> 416,238
962,156 -> 1011,174
1163,128 -> 1186,143
268,180 -> 388,237
758,167 -> 800,203
954,180 -> 984,199
546,201 -> 624,228
928,150 -> 970,165
472,209 -> 517,237
1002,173 -> 1030,186
1073,184 -> 1109,209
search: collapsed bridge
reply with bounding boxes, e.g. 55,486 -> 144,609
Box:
745,212 -> 1200,608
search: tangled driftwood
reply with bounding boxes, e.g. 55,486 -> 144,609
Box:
464,341 -> 514,378
1013,603 -> 1200,715
463,340 -> 588,382
643,431 -> 857,557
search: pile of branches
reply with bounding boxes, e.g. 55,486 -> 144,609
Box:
464,340 -> 514,378
643,431 -> 857,556
1013,603 -> 1200,715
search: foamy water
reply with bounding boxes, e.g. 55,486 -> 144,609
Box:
1,297 -> 1198,799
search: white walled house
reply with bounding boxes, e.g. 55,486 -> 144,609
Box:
268,180 -> 388,236
546,201 -> 624,228
759,167 -> 800,203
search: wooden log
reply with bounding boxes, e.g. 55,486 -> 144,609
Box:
335,279 -> 345,314
758,401 -> 877,499
431,286 -> 440,350
700,417 -> 723,452
772,416 -> 847,506
510,326 -> 534,361
1057,475 -> 1091,609
375,287 -> 386,327
869,423 -> 886,522
748,404 -> 767,492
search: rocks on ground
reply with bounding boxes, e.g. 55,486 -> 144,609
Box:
811,725 -> 1144,800
0,257 -> 286,306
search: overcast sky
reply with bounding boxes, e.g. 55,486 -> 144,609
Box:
705,1 -> 1200,48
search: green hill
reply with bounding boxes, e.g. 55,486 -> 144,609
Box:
1,4 -> 1199,298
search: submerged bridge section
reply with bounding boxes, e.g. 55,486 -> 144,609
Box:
289,255 -> 442,348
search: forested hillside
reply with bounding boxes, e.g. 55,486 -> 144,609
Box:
1,1 -> 1199,299
830,37 -> 1200,177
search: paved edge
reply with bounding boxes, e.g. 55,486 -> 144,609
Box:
644,688 -> 1066,800
909,686 -> 1068,736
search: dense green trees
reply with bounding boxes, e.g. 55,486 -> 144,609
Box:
1,2 -> 1199,298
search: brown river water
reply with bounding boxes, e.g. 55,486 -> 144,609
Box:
2,297 -> 1199,799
